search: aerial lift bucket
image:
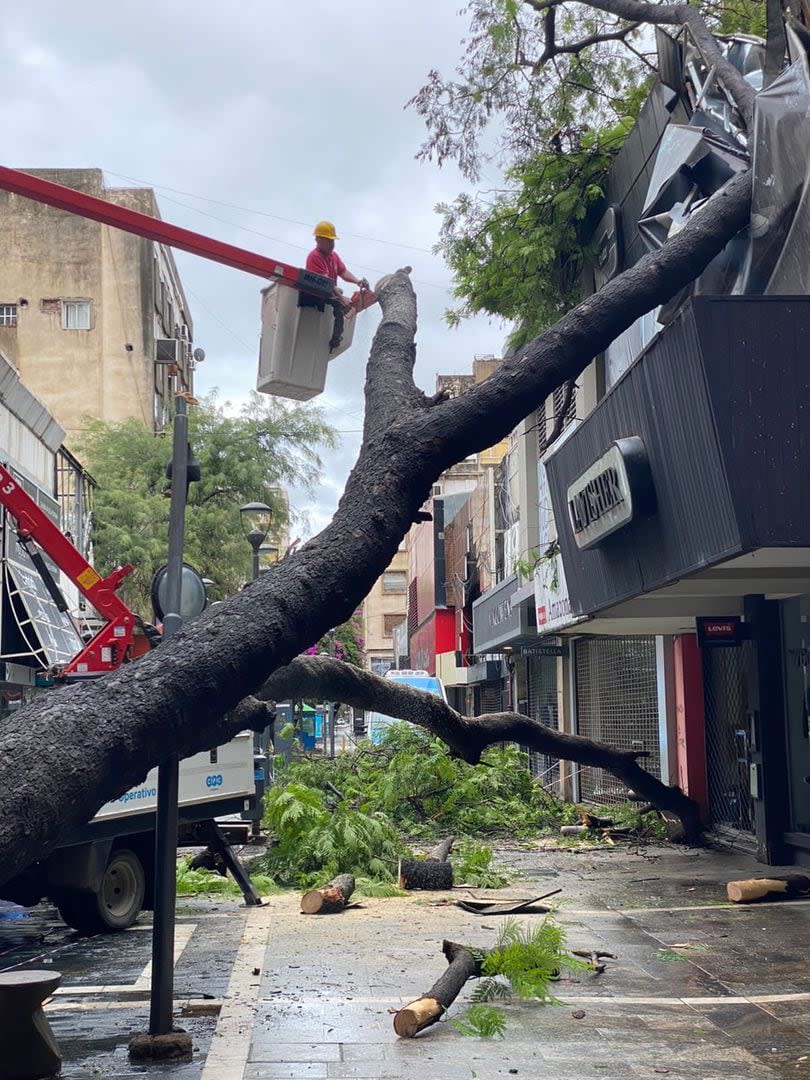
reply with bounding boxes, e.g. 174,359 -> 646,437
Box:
257,284 -> 357,401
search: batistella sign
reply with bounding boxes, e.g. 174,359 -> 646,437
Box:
566,436 -> 655,550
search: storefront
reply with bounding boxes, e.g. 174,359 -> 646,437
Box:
544,295 -> 810,864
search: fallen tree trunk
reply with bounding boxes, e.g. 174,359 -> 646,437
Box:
0,118 -> 750,885
393,940 -> 483,1037
300,874 -> 356,914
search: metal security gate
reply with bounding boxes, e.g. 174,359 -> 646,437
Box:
526,655 -> 559,786
702,645 -> 754,833
574,636 -> 661,803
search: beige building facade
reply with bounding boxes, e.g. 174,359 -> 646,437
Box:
0,169 -> 195,445
362,542 -> 408,675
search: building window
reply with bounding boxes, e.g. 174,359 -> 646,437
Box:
62,301 -> 91,330
383,614 -> 403,636
0,304 -> 17,327
382,571 -> 407,594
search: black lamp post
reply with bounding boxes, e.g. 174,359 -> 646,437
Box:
239,501 -> 273,840
240,502 -> 273,581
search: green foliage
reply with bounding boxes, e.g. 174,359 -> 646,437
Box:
353,878 -> 409,898
304,610 -> 365,667
451,1003 -> 507,1039
254,779 -> 406,887
482,915 -> 587,1003
454,914 -> 589,1037
409,0 -> 650,179
711,0 -> 768,37
175,858 -> 283,897
77,390 -> 335,614
288,724 -> 569,839
435,119 -> 634,345
454,840 -> 510,888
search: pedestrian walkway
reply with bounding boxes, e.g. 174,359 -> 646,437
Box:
201,843 -> 810,1079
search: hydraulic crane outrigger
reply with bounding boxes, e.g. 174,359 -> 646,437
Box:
0,165 -> 338,678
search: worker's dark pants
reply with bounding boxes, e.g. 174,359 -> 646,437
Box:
298,293 -> 344,351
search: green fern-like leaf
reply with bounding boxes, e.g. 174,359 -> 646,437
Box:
470,978 -> 512,1003
451,1004 -> 506,1039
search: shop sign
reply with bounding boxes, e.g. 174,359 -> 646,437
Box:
472,575 -> 529,653
534,551 -> 582,633
696,615 -> 745,648
566,436 -> 654,550
520,642 -> 568,657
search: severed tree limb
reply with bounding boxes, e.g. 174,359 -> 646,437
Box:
393,940 -> 484,1037
300,874 -> 356,915
258,657 -> 704,842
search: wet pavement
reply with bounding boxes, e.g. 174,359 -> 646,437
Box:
3,842 -> 810,1078
0,897 -> 247,1078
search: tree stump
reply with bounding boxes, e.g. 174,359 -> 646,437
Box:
300,873 -> 355,914
0,969 -> 62,1079
394,940 -> 483,1037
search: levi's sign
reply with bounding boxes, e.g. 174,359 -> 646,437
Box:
566,437 -> 654,550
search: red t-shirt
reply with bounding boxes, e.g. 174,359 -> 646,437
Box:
306,248 -> 346,283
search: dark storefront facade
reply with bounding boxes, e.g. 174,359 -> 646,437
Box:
545,295 -> 810,864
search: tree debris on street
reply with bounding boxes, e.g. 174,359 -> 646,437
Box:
399,838 -> 455,891
300,873 -> 356,914
393,915 -> 593,1039
726,874 -> 810,903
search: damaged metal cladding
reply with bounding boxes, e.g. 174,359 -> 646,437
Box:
636,30 -> 810,322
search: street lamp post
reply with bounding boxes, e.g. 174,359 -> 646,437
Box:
239,502 -> 273,840
240,502 -> 273,581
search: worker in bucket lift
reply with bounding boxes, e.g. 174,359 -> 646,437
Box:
306,221 -> 370,310
302,221 -> 374,351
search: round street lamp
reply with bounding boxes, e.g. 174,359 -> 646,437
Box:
240,501 -> 273,581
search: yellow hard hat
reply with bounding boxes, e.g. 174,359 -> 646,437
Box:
314,220 -> 338,240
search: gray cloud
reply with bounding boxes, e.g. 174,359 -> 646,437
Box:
0,1 -> 504,536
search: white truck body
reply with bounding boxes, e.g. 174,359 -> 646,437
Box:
93,730 -> 255,824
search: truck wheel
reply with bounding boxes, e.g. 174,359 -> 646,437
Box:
56,848 -> 146,934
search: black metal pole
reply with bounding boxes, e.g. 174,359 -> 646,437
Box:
149,395 -> 188,1036
252,545 -> 260,582
328,630 -> 336,758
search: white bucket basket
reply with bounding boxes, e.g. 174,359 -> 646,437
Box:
257,283 -> 356,401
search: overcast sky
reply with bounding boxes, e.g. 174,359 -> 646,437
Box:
0,1 -> 505,536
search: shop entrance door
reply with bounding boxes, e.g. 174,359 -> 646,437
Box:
781,595 -> 810,838
702,646 -> 755,835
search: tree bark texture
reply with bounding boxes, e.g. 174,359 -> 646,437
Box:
398,858 -> 454,891
393,940 -> 483,1037
0,110 -> 751,886
300,874 -> 356,914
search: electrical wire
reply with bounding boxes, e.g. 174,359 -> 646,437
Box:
105,169 -> 434,255
104,172 -> 449,290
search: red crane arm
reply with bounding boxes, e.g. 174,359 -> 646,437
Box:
0,166 -> 333,299
0,462 -> 135,677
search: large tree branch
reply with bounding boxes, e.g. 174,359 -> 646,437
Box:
525,0 -> 756,124
428,168 -> 752,466
260,657 -> 703,840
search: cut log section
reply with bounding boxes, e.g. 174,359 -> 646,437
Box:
726,874 -> 810,904
300,873 -> 355,914
399,836 -> 454,890
393,940 -> 483,1038
398,858 -> 453,891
